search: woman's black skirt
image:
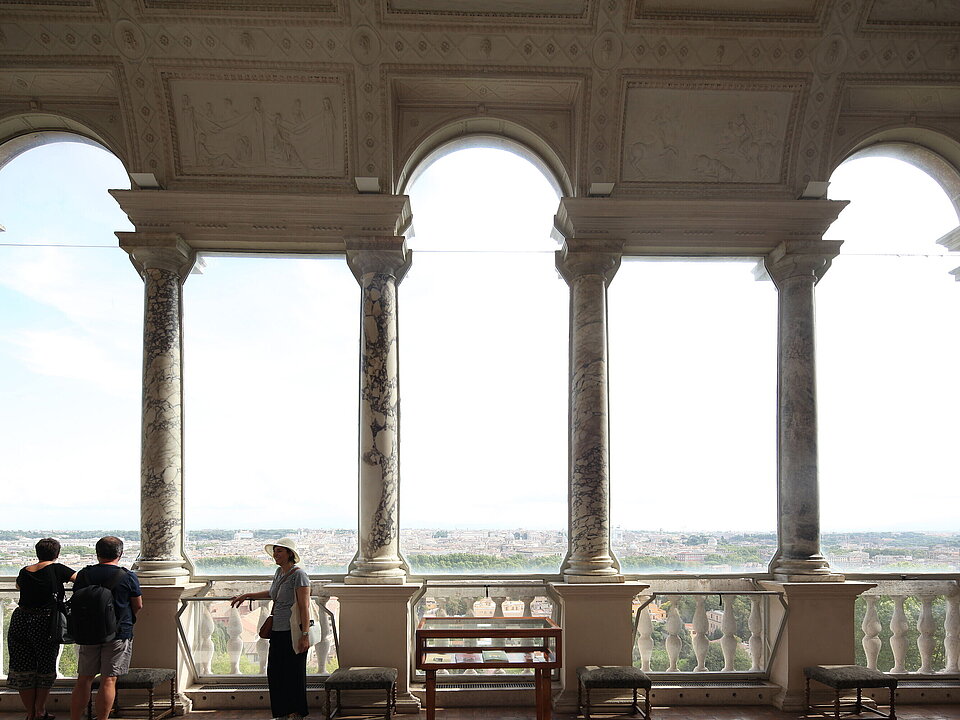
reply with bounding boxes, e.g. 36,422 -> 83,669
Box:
267,630 -> 308,718
6,606 -> 59,690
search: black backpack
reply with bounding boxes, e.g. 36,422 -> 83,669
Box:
65,565 -> 127,645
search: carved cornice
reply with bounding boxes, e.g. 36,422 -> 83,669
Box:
553,197 -> 848,255
110,189 -> 412,252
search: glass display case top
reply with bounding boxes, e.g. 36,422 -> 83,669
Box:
418,616 -> 558,631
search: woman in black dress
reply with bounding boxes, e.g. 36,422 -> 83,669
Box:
7,538 -> 76,720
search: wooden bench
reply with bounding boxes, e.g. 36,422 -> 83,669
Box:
323,666 -> 397,720
804,665 -> 898,719
87,668 -> 176,720
577,665 -> 653,720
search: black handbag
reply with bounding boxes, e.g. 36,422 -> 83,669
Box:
49,588 -> 72,644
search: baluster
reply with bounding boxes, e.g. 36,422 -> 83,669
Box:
523,596 -> 533,617
889,596 -> 909,673
313,595 -> 333,674
748,595 -> 763,672
917,596 -> 936,674
720,598 -> 738,672
665,604 -> 683,672
862,595 -> 882,670
944,591 -> 960,674
636,600 -> 653,673
257,600 -> 270,674
227,605 -> 244,674
692,597 -> 708,671
196,603 -> 215,675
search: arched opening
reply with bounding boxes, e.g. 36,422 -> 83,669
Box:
818,149 -> 960,572
399,139 -> 567,575
0,140 -> 137,560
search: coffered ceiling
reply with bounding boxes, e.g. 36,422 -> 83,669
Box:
0,0 -> 957,201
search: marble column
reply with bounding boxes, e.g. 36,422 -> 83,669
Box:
764,240 -> 843,582
345,236 -> 411,584
119,232 -> 196,583
556,239 -> 623,582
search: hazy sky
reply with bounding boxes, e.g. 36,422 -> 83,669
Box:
0,142 -> 957,533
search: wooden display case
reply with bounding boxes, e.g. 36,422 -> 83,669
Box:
415,616 -> 561,720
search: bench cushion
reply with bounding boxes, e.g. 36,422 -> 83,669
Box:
324,666 -> 398,690
804,665 -> 897,690
90,668 -> 175,690
577,665 -> 652,690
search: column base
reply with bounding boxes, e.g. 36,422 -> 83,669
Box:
770,556 -> 844,582
133,559 -> 191,585
343,574 -> 406,585
772,571 -> 845,582
563,573 -> 625,583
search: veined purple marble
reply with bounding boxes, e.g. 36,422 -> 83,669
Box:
121,235 -> 196,582
765,241 -> 842,581
557,241 -> 623,581
345,237 -> 410,583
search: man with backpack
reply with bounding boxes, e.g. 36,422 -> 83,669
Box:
69,537 -> 142,720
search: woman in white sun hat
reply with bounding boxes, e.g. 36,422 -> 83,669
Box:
230,537 -> 311,720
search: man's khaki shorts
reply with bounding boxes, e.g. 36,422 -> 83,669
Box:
77,639 -> 134,677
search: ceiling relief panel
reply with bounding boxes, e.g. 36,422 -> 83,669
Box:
382,0 -> 591,23
0,69 -> 117,98
163,72 -> 351,181
141,0 -> 339,14
841,84 -> 960,115
631,0 -> 824,25
861,0 -> 960,30
619,78 -> 802,185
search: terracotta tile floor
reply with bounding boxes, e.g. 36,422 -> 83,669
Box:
6,706 -> 960,720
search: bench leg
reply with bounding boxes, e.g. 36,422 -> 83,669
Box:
584,686 -> 591,720
889,685 -> 897,720
632,686 -> 639,715
384,682 -> 394,720
834,689 -> 841,719
644,688 -> 651,720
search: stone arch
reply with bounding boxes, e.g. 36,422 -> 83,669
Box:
830,127 -> 960,222
395,117 -> 573,199
0,112 -> 129,173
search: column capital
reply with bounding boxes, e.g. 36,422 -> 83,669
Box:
345,236 -> 411,283
762,240 -> 843,287
118,232 -> 197,280
555,238 -> 624,286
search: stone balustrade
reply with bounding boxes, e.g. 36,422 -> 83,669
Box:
631,580 -> 786,677
856,580 -> 960,677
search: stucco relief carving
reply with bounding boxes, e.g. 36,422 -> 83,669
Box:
866,0 -> 960,25
592,30 -> 622,70
621,85 -> 792,183
816,34 -> 848,74
114,19 -> 147,61
843,85 -> 960,114
0,70 -> 117,97
168,79 -> 347,177
351,26 -> 382,65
